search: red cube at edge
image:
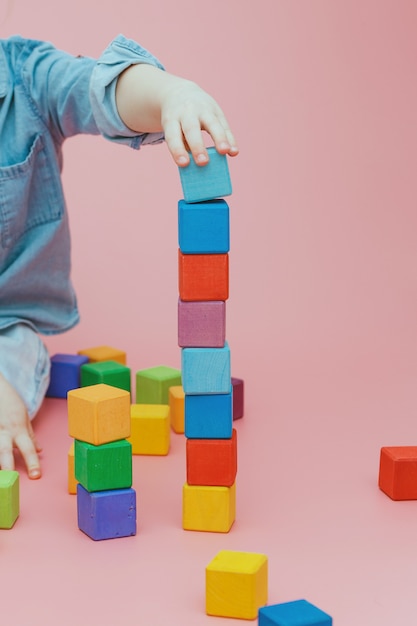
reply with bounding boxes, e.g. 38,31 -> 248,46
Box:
379,446 -> 417,500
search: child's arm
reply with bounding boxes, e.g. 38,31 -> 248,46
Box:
115,63 -> 239,167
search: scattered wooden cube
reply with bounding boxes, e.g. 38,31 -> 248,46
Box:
68,383 -> 131,445
0,470 -> 19,529
206,550 -> 268,619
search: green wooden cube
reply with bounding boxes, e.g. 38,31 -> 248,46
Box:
81,360 -> 131,393
136,365 -> 181,404
0,470 -> 19,529
74,439 -> 132,492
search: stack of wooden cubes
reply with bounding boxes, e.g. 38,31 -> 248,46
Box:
68,383 -> 136,540
178,147 -> 237,532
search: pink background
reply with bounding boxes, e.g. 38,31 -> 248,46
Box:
2,1 -> 417,624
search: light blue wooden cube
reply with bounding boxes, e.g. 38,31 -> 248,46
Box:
178,147 -> 232,203
185,392 -> 233,439
258,599 -> 332,625
178,199 -> 230,254
181,342 -> 231,394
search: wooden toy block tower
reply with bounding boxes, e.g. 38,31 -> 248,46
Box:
68,383 -> 136,540
178,147 -> 237,532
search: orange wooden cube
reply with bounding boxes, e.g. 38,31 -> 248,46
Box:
169,385 -> 185,434
77,345 -> 126,365
178,250 -> 229,301
68,441 -> 78,495
379,446 -> 417,500
187,429 -> 237,487
68,383 -> 131,445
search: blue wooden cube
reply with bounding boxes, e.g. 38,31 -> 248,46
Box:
181,342 -> 231,394
258,600 -> 332,626
178,199 -> 230,254
46,354 -> 89,398
77,484 -> 136,540
178,147 -> 232,203
185,392 -> 233,439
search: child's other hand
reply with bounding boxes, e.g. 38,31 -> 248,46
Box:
0,374 -> 42,479
159,77 -> 239,167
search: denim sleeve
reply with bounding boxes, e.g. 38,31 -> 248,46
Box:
22,34 -> 165,149
89,34 -> 166,149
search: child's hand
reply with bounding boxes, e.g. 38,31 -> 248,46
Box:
0,374 -> 42,479
159,76 -> 239,167
116,64 -> 239,167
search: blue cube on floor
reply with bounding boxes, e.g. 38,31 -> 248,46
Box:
46,354 -> 89,398
178,147 -> 232,203
178,199 -> 230,254
258,599 -> 332,626
77,484 -> 137,541
182,342 -> 231,394
185,392 -> 233,439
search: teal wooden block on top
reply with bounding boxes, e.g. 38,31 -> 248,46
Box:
81,360 -> 131,393
136,365 -> 182,404
0,470 -> 19,529
258,599 -> 332,625
182,342 -> 231,394
178,199 -> 230,254
185,392 -> 233,439
178,147 -> 232,203
75,439 -> 132,492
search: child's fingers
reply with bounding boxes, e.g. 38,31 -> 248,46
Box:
163,119 -> 191,167
14,431 -> 41,479
200,113 -> 239,157
0,431 -> 15,471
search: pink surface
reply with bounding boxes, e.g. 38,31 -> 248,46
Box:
2,1 -> 417,624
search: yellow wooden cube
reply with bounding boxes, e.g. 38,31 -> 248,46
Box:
77,345 -> 126,365
169,385 -> 185,433
68,441 -> 78,494
206,550 -> 268,619
128,404 -> 170,455
68,383 -> 131,445
182,482 -> 236,533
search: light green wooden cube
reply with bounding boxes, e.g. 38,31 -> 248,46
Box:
0,470 -> 19,529
136,365 -> 181,404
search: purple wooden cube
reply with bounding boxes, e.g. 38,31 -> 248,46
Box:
46,354 -> 89,398
178,299 -> 225,348
77,484 -> 137,540
232,377 -> 244,420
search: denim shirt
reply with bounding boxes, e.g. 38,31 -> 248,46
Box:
0,34 -> 164,334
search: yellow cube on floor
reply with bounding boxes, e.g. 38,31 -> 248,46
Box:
206,550 -> 268,619
128,404 -> 170,455
169,385 -> 185,433
68,441 -> 78,494
182,482 -> 236,533
68,384 -> 131,445
77,345 -> 126,365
